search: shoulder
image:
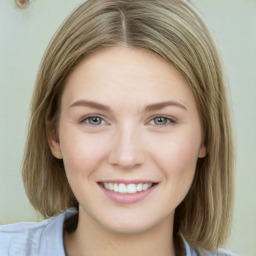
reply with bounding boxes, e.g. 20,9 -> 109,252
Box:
183,240 -> 240,256
198,249 -> 240,256
0,219 -> 51,255
212,248 -> 240,256
0,209 -> 77,256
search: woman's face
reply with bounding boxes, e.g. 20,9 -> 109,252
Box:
50,46 -> 206,234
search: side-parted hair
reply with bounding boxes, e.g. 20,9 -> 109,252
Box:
22,0 -> 235,251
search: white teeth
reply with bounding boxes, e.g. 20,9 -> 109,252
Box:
136,183 -> 143,192
142,183 -> 149,191
127,184 -> 137,193
113,183 -> 118,192
118,184 -> 127,194
102,182 -> 154,194
109,183 -> 114,191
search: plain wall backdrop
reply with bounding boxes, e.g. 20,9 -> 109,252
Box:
0,1 -> 255,255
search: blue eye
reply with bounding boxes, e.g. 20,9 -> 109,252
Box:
151,116 -> 172,126
84,116 -> 105,125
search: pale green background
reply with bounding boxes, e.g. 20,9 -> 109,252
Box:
0,1 -> 255,255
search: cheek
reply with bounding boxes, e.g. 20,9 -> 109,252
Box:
149,131 -> 201,178
58,127 -> 109,176
151,132 -> 201,206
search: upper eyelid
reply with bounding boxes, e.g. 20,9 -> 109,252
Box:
78,114 -> 177,124
147,115 -> 177,123
80,114 -> 108,124
150,117 -> 174,125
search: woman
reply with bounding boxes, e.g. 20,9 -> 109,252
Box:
0,0 -> 238,255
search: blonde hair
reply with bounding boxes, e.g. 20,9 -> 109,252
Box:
22,0 -> 235,250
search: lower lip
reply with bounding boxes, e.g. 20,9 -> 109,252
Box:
98,184 -> 158,204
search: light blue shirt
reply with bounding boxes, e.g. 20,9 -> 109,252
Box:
0,209 -> 239,256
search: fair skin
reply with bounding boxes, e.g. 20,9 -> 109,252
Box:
50,46 -> 206,256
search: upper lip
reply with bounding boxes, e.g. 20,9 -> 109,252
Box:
98,180 -> 158,185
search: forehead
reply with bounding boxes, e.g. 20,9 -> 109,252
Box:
61,46 -> 196,110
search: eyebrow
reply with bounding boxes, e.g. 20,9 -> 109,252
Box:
144,101 -> 187,112
69,100 -> 187,112
70,100 -> 111,111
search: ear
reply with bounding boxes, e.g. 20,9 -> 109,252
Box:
198,143 -> 207,158
47,122 -> 63,159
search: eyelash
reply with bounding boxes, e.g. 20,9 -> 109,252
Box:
80,115 -> 106,126
149,116 -> 175,126
80,115 -> 176,127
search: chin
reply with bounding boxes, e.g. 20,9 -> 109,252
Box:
105,222 -> 155,235
98,213 -> 172,236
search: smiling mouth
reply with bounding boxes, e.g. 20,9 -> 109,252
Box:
99,182 -> 158,194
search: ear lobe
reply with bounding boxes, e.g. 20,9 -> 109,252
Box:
47,122 -> 63,159
198,143 -> 207,158
49,139 -> 63,159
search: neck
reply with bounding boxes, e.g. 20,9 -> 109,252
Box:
64,209 -> 176,256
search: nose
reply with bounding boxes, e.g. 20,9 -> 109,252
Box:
107,123 -> 146,169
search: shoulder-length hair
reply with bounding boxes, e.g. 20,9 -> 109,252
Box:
22,0 -> 235,251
